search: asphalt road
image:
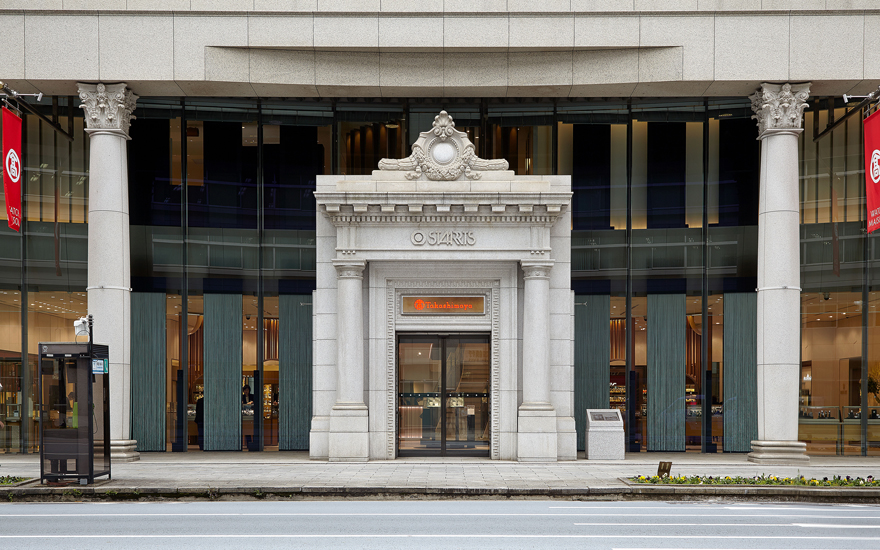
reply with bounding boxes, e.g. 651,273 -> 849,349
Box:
1,500 -> 878,549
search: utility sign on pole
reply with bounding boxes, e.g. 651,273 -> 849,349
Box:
2,106 -> 21,232
865,110 -> 880,234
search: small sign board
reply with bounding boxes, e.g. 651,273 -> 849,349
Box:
92,358 -> 108,374
589,411 -> 620,422
401,296 -> 485,315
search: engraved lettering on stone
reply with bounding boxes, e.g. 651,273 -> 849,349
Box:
379,111 -> 508,181
413,229 -> 476,246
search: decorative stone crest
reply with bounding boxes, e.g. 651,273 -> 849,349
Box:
750,82 -> 810,136
378,111 -> 509,181
77,82 -> 138,137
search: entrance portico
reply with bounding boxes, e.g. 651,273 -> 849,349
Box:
310,112 -> 575,461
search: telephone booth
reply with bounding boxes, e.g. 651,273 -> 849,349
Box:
38,342 -> 111,484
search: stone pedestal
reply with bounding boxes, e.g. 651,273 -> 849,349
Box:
517,262 -> 557,462
748,82 -> 810,465
78,82 -> 140,463
328,260 -> 369,462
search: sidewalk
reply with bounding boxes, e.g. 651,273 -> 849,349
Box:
2,451 -> 879,502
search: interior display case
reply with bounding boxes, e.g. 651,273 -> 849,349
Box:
798,406 -> 841,453
610,383 -> 625,411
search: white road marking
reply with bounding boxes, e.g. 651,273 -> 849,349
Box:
552,505 -> 879,512
0,534 -> 875,540
2,512 -> 877,518
572,523 -> 796,527
792,523 -> 880,529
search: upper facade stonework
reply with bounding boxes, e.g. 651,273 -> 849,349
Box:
377,111 -> 509,182
2,10 -> 878,98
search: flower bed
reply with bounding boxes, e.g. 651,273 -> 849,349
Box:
631,474 -> 879,487
0,475 -> 26,485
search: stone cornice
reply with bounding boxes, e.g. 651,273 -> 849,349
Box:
750,82 -> 810,136
315,191 -> 571,226
77,82 -> 138,137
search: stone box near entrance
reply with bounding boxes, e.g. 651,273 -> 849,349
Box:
309,112 -> 575,461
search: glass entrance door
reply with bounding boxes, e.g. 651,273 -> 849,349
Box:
397,334 -> 490,456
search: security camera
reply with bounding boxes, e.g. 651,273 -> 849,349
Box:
246,314 -> 251,320
74,317 -> 89,340
823,292 -> 830,301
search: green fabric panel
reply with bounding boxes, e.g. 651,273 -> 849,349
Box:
279,294 -> 313,451
647,294 -> 686,451
131,292 -> 166,452
203,294 -> 242,451
574,295 -> 611,451
723,292 -> 758,452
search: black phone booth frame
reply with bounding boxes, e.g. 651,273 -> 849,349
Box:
38,340 -> 111,485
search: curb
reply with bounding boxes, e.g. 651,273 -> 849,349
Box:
1,482 -> 879,503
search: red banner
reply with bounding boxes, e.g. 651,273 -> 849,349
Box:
2,107 -> 22,232
866,110 -> 880,233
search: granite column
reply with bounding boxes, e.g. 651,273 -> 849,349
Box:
77,82 -> 139,462
748,82 -> 811,464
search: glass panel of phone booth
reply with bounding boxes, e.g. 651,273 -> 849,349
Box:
41,358 -> 91,480
39,349 -> 110,483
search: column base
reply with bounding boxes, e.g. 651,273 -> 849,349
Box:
110,439 -> 140,462
517,404 -> 557,462
309,415 -> 330,460
328,404 -> 369,462
747,440 -> 810,465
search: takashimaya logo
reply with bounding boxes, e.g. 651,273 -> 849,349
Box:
413,299 -> 426,311
5,148 -> 20,184
872,150 -> 880,184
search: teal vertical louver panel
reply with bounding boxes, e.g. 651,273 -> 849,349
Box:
279,294 -> 313,450
647,294 -> 686,451
574,295 -> 611,451
131,292 -> 166,452
203,294 -> 242,451
723,292 -> 758,452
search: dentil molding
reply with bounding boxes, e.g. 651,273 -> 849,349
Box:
750,82 -> 811,136
77,82 -> 138,137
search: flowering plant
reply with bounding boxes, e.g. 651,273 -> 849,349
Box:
631,474 -> 879,487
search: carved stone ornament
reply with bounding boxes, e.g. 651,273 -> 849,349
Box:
750,82 -> 811,135
77,82 -> 138,136
333,260 -> 365,279
378,110 -> 509,181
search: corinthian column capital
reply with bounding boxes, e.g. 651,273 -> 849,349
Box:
750,82 -> 811,137
77,82 -> 138,138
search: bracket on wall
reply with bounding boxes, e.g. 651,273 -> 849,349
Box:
813,86 -> 880,143
0,81 -> 74,142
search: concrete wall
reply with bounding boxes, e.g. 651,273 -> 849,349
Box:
1,7 -> 877,97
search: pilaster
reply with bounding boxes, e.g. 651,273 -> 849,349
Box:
329,259 -> 369,462
748,82 -> 810,465
78,82 -> 139,462
517,260 -> 557,462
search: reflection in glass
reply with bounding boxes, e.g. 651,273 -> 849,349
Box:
398,335 -> 489,456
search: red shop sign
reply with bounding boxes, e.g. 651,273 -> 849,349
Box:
2,107 -> 22,232
865,110 -> 880,234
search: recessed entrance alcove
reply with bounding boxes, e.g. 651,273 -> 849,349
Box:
310,112 -> 575,461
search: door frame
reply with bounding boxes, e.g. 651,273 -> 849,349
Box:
396,332 -> 491,457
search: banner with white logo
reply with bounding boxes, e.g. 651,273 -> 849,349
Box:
866,110 -> 880,233
2,107 -> 22,232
